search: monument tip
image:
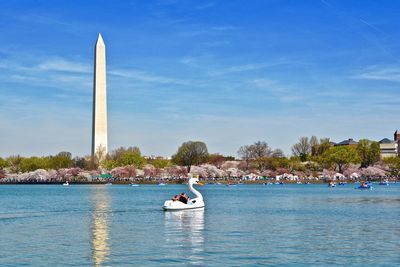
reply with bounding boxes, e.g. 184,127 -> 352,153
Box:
96,33 -> 105,45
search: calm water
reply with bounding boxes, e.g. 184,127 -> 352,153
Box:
0,184 -> 399,266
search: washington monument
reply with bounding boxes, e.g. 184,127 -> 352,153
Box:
91,33 -> 108,157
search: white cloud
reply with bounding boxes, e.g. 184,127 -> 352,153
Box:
0,56 -> 91,75
353,66 -> 400,82
206,59 -> 303,76
37,59 -> 91,73
207,63 -> 268,76
180,56 -> 196,65
211,25 -> 237,31
15,14 -> 71,26
10,74 -> 42,82
179,24 -> 237,37
179,54 -> 216,67
109,68 -> 190,85
252,78 -> 279,88
195,2 -> 216,10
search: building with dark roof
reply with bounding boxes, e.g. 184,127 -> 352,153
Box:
379,138 -> 398,158
379,138 -> 393,144
335,138 -> 358,147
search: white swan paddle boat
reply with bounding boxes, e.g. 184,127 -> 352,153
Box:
163,177 -> 205,211
62,181 -> 69,186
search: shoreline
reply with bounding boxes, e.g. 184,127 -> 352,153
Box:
1,180 -> 396,185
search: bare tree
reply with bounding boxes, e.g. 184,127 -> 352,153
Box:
250,141 -> 272,171
111,146 -> 141,159
317,138 -> 332,155
271,149 -> 285,158
238,145 -> 252,170
310,136 -> 319,156
238,141 -> 273,171
7,155 -> 23,173
250,141 -> 272,158
292,137 -> 311,161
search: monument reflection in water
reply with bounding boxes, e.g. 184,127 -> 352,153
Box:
164,209 -> 205,265
90,186 -> 110,267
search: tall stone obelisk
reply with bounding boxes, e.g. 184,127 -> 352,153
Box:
92,33 -> 108,157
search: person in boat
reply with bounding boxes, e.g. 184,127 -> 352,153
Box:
171,195 -> 179,201
361,182 -> 368,188
178,193 -> 189,204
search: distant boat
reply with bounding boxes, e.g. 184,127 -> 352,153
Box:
130,183 -> 139,187
296,181 -> 302,184
158,183 -> 167,186
226,183 -> 237,187
379,180 -> 389,186
62,181 -> 69,186
105,183 -> 112,186
356,185 -> 373,190
356,182 -> 373,190
328,182 -> 336,188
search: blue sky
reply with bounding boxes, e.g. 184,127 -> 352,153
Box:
1,0 -> 400,158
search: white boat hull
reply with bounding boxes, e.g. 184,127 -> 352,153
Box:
163,198 -> 205,211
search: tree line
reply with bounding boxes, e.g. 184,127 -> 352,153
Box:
1,136 -> 400,176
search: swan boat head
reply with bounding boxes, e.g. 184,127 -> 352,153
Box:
188,177 -> 201,186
